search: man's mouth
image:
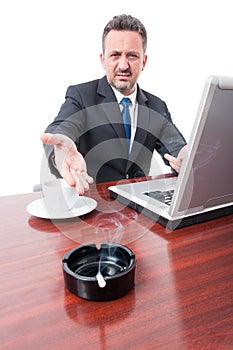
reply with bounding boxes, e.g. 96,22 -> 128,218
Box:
115,70 -> 131,79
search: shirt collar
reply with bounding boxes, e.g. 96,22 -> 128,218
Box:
111,85 -> 137,105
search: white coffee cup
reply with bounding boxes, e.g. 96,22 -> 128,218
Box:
42,178 -> 78,213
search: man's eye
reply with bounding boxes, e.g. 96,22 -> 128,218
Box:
128,53 -> 138,58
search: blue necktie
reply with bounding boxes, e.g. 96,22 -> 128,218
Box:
121,97 -> 131,150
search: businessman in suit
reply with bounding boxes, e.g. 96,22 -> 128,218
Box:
41,14 -> 187,194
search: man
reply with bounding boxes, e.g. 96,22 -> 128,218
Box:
41,14 -> 187,195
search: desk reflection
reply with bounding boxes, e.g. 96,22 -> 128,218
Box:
63,287 -> 136,350
167,220 -> 233,348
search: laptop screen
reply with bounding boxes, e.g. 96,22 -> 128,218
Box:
173,76 -> 233,214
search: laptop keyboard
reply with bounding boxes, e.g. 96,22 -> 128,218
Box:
145,189 -> 175,206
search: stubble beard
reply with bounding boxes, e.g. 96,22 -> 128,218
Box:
112,78 -> 136,94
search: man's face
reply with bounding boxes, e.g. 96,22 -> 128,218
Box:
100,30 -> 147,95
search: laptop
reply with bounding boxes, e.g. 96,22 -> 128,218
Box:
108,75 -> 233,230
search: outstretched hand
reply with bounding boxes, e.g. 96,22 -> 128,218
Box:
40,133 -> 94,195
164,145 -> 188,174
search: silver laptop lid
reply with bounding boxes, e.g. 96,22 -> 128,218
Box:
170,75 -> 233,217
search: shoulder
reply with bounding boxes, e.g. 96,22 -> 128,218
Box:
138,87 -> 171,120
64,76 -> 111,107
66,78 -> 100,96
64,78 -> 106,108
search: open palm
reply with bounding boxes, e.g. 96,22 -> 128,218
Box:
40,133 -> 93,194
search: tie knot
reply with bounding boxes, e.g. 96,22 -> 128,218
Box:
121,97 -> 131,107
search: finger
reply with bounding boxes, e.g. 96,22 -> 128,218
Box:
70,169 -> 89,195
171,163 -> 180,172
40,133 -> 61,146
61,166 -> 77,187
70,167 -> 94,193
164,153 -> 176,163
40,133 -> 55,144
79,175 -> 90,194
40,133 -> 72,147
70,157 -> 92,184
82,172 -> 94,185
78,171 -> 93,191
164,154 -> 181,173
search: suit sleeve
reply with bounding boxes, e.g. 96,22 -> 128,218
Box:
151,101 -> 187,167
43,85 -> 86,177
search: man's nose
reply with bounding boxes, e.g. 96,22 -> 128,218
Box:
118,55 -> 130,70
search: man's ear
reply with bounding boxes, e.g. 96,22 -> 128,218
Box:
100,53 -> 105,69
142,54 -> 148,71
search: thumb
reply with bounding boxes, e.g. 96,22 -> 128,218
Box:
164,153 -> 171,161
40,133 -> 55,144
40,133 -> 66,146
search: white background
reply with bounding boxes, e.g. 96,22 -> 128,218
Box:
0,0 -> 232,196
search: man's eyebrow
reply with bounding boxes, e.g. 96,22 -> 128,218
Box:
127,50 -> 140,54
110,50 -> 139,54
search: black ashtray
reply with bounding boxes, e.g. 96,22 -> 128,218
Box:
62,242 -> 136,301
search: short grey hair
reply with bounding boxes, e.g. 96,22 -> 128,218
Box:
102,14 -> 147,53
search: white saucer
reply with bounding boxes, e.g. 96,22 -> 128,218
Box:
26,196 -> 97,219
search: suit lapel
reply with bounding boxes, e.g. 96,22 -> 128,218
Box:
126,89 -> 150,171
97,77 -> 151,167
97,77 -> 128,154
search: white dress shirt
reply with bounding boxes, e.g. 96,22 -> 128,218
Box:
111,86 -> 138,153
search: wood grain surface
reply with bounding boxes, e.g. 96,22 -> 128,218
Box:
1,179 -> 233,349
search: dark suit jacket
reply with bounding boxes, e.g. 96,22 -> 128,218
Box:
44,76 -> 186,183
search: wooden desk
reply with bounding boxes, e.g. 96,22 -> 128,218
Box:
1,180 -> 233,350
